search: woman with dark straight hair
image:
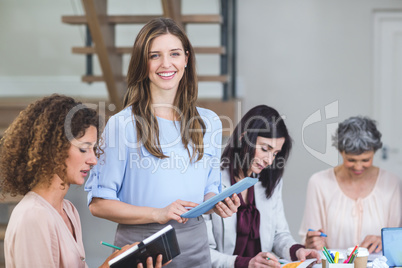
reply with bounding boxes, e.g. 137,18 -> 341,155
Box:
206,105 -> 320,268
85,18 -> 239,267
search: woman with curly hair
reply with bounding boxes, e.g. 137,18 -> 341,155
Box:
1,94 -> 163,268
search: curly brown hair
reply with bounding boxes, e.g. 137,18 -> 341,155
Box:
0,94 -> 102,196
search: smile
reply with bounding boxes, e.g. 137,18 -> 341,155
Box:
157,72 -> 176,78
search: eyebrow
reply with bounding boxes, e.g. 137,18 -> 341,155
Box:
149,48 -> 183,53
77,142 -> 96,147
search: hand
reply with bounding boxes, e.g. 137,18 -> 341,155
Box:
305,229 -> 326,250
249,252 -> 280,268
360,235 -> 382,253
99,243 -> 139,268
154,199 -> 198,224
137,254 -> 172,268
295,248 -> 321,263
213,193 -> 241,218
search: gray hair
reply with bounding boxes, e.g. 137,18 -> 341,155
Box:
332,116 -> 382,154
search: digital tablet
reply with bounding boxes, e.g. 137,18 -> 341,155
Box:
381,227 -> 402,267
181,177 -> 258,218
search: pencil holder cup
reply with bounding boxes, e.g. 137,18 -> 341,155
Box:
346,247 -> 369,268
325,262 -> 354,268
321,252 -> 347,268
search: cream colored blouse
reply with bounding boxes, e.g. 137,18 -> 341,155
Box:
5,191 -> 88,268
299,168 -> 402,249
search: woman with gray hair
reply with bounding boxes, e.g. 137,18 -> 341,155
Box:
299,116 -> 401,253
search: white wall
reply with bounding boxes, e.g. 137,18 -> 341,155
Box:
2,0 -> 402,266
237,0 -> 402,240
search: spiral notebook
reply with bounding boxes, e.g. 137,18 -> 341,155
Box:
109,225 -> 180,267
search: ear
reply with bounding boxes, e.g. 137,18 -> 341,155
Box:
239,131 -> 247,141
185,51 -> 189,66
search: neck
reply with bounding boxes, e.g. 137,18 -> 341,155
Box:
31,175 -> 69,214
151,92 -> 178,120
335,165 -> 374,182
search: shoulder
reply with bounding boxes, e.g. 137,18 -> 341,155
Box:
309,168 -> 334,183
377,169 -> 401,189
9,194 -> 56,230
196,107 -> 221,127
196,106 -> 219,119
109,106 -> 132,120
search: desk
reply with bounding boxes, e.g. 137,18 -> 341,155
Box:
311,250 -> 383,268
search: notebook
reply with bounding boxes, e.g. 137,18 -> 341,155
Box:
181,176 -> 258,218
109,225 -> 180,267
381,227 -> 402,267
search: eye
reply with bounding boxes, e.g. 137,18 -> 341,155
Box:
79,148 -> 87,153
149,54 -> 159,59
261,147 -> 268,152
171,52 -> 180,57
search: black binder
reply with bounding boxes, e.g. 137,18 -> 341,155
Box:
109,225 -> 180,267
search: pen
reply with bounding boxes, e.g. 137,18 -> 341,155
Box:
334,252 -> 339,263
344,245 -> 358,263
308,228 -> 327,237
100,241 -> 122,250
267,257 -> 286,264
322,250 -> 333,263
323,247 -> 334,263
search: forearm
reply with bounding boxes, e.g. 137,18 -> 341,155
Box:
89,198 -> 160,224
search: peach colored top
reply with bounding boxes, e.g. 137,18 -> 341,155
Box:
5,191 -> 88,268
299,168 -> 402,249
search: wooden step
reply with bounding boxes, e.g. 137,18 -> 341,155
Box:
62,14 -> 222,25
0,195 -> 23,205
72,46 -> 226,55
197,98 -> 240,137
0,224 -> 6,241
82,75 -> 229,83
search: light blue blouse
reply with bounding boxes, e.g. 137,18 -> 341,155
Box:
85,106 -> 222,208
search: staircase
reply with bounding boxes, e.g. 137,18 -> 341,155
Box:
61,0 -> 239,132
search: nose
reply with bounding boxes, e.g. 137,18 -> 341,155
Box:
263,152 -> 274,166
87,150 -> 98,166
161,55 -> 172,68
355,162 -> 363,170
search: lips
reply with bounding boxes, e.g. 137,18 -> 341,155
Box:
353,170 -> 364,175
157,71 -> 176,79
256,163 -> 265,170
80,170 -> 89,177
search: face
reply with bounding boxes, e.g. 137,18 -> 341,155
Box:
341,150 -> 375,177
148,33 -> 188,97
248,136 -> 285,176
64,126 -> 98,185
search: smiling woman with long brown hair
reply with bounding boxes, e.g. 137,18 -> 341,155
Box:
85,18 -> 240,267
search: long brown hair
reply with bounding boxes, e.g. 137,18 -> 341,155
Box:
123,17 -> 205,161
